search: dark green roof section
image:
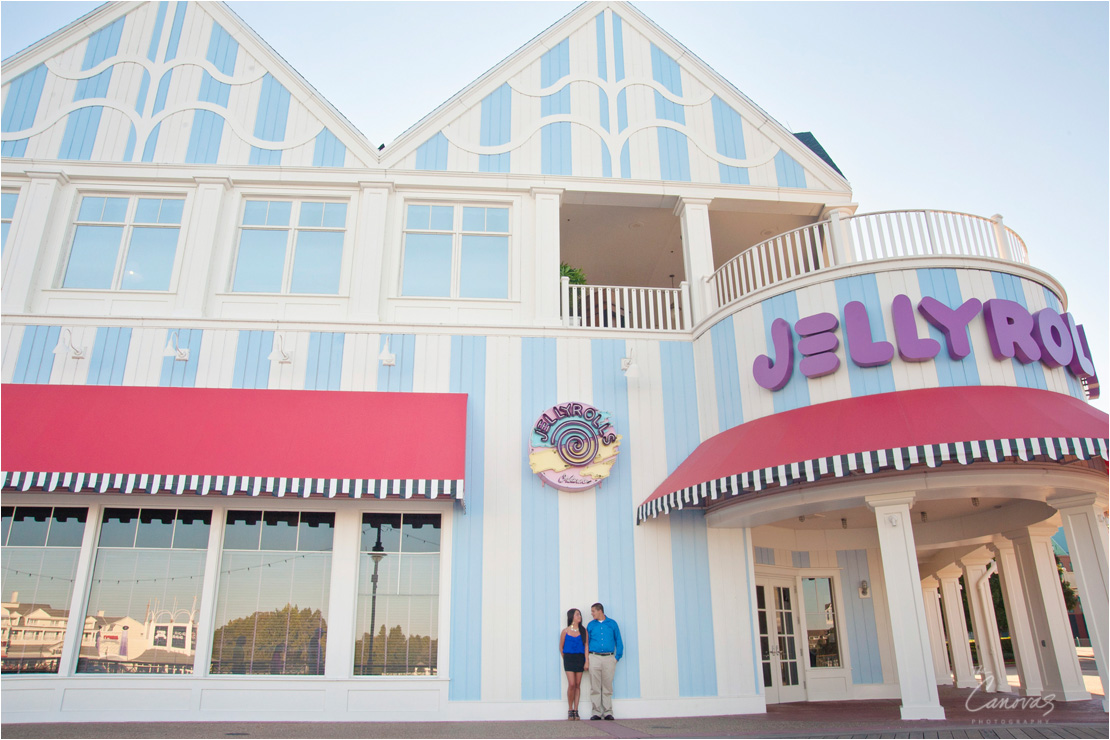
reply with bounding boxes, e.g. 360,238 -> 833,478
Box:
794,131 -> 844,179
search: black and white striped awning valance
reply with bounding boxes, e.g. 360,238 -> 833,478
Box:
637,436 -> 1108,523
1,471 -> 463,502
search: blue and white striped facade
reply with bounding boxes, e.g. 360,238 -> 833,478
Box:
3,0 -> 1107,724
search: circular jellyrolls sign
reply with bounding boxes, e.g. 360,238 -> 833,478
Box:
528,403 -> 621,492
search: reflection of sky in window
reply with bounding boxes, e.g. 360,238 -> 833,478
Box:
1,549 -> 81,611
355,552 -> 439,641
84,549 -> 206,621
213,551 -> 331,625
802,577 -> 834,625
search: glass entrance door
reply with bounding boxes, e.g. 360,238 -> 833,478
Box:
756,579 -> 806,703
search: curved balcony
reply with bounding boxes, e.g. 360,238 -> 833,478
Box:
709,209 -> 1030,311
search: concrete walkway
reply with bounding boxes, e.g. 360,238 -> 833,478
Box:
4,685 -> 1107,739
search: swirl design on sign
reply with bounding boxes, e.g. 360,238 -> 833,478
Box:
550,418 -> 599,467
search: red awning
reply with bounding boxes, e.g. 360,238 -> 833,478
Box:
639,386 -> 1108,522
1,384 -> 467,501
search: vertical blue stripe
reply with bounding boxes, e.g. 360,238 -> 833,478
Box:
312,128 -> 346,167
616,89 -> 628,133
186,110 -> 225,164
712,96 -> 749,185
249,73 -> 289,165
123,125 -> 136,162
135,71 -> 151,114
541,38 -> 570,88
520,337 -> 560,700
376,334 -> 415,392
754,546 -> 774,565
762,292 -> 811,412
2,64 -> 48,134
159,328 -> 202,388
598,90 -> 610,132
1040,287 -> 1085,399
415,132 -> 448,171
198,23 -> 237,107
152,72 -> 172,114
601,144 -> 612,178
58,18 -> 125,161
305,332 -> 344,391
58,107 -> 104,160
146,2 -> 169,61
837,550 -> 883,684
657,128 -> 691,182
479,83 -> 511,173
231,330 -> 273,389
1,140 -> 28,157
249,148 -> 281,166
541,87 -> 570,116
164,2 -> 188,61
650,44 -> 685,123
12,326 -> 60,384
660,342 -> 717,697
591,339 -> 640,698
479,153 -> 510,173
710,316 -> 743,431
86,327 -> 132,385
449,335 -> 487,701
915,268 -> 980,387
541,122 -> 572,176
142,122 -> 162,162
791,551 -> 810,568
834,274 -> 897,398
774,151 -> 807,188
612,14 -> 625,81
990,272 -> 1048,390
596,13 -> 608,81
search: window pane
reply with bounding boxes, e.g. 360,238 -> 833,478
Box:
7,507 -> 52,547
266,201 -> 292,226
120,226 -> 178,290
354,552 -> 439,676
1,192 -> 17,219
1,542 -> 83,674
99,509 -> 139,548
289,230 -> 342,294
232,229 -> 287,292
298,513 -> 334,552
299,202 -> 324,228
63,225 -> 123,288
260,512 -> 298,551
101,197 -> 128,223
462,206 -> 485,232
46,508 -> 87,548
223,511 -> 262,550
406,204 -> 429,230
429,205 -> 453,231
459,234 -> 508,299
135,198 -> 161,223
172,511 -> 211,550
486,207 -> 508,232
77,196 -> 105,221
803,577 -> 840,668
242,201 -> 269,226
401,514 -> 441,553
322,202 -> 347,228
158,199 -> 184,224
362,514 -> 401,553
135,510 -> 175,548
401,233 -> 452,297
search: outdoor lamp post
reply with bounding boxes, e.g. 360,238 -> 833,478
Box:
367,527 -> 386,674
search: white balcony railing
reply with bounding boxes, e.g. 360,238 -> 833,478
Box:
561,279 -> 690,331
710,210 -> 1029,311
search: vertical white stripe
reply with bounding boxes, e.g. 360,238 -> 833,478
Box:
693,332 -> 719,440
412,334 -> 452,392
340,332 -> 380,392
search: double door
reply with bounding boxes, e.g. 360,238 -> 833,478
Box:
756,577 -> 806,703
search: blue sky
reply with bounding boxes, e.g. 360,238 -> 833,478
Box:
3,1 -> 1107,411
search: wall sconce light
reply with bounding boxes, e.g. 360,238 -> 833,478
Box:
858,580 -> 870,598
378,337 -> 396,367
840,517 -> 847,529
162,331 -> 189,362
620,347 -> 639,379
53,328 -> 87,360
267,333 -> 293,364
920,511 -> 928,523
971,497 -> 980,507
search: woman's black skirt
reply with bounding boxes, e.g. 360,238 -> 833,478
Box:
562,652 -> 585,672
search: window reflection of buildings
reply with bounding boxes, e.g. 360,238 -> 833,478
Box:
77,598 -> 199,674
1,593 -> 70,673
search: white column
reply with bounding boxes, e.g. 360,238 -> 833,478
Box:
990,214 -> 1013,261
58,503 -> 101,676
959,553 -> 1008,692
350,182 -> 392,322
820,204 -> 856,266
674,197 -> 714,321
921,576 -> 953,685
866,493 -> 945,720
532,187 -> 563,327
179,176 -> 232,317
989,539 -> 1044,697
1049,492 -> 1109,710
193,504 -> 226,676
937,565 -> 977,688
1005,525 -> 1089,702
2,170 -> 69,315
324,507 -> 361,678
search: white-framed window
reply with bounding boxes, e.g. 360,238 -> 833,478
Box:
60,195 -> 186,290
231,199 -> 348,294
400,203 -> 510,299
1,190 -> 18,254
801,576 -> 841,669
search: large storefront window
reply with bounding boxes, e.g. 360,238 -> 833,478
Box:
1,506 -> 87,674
354,513 -> 440,676
801,577 -> 841,668
77,508 -> 210,674
210,511 -> 333,675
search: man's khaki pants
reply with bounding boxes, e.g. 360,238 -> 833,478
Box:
588,653 -> 617,717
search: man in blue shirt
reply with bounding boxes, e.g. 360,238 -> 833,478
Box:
585,602 -> 623,721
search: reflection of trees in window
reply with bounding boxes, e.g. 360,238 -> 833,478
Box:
801,577 -> 841,669
209,511 -> 333,676
77,508 -> 209,675
1,506 -> 87,674
353,514 -> 440,676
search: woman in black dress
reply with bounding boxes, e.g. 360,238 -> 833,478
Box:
558,608 -> 589,720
